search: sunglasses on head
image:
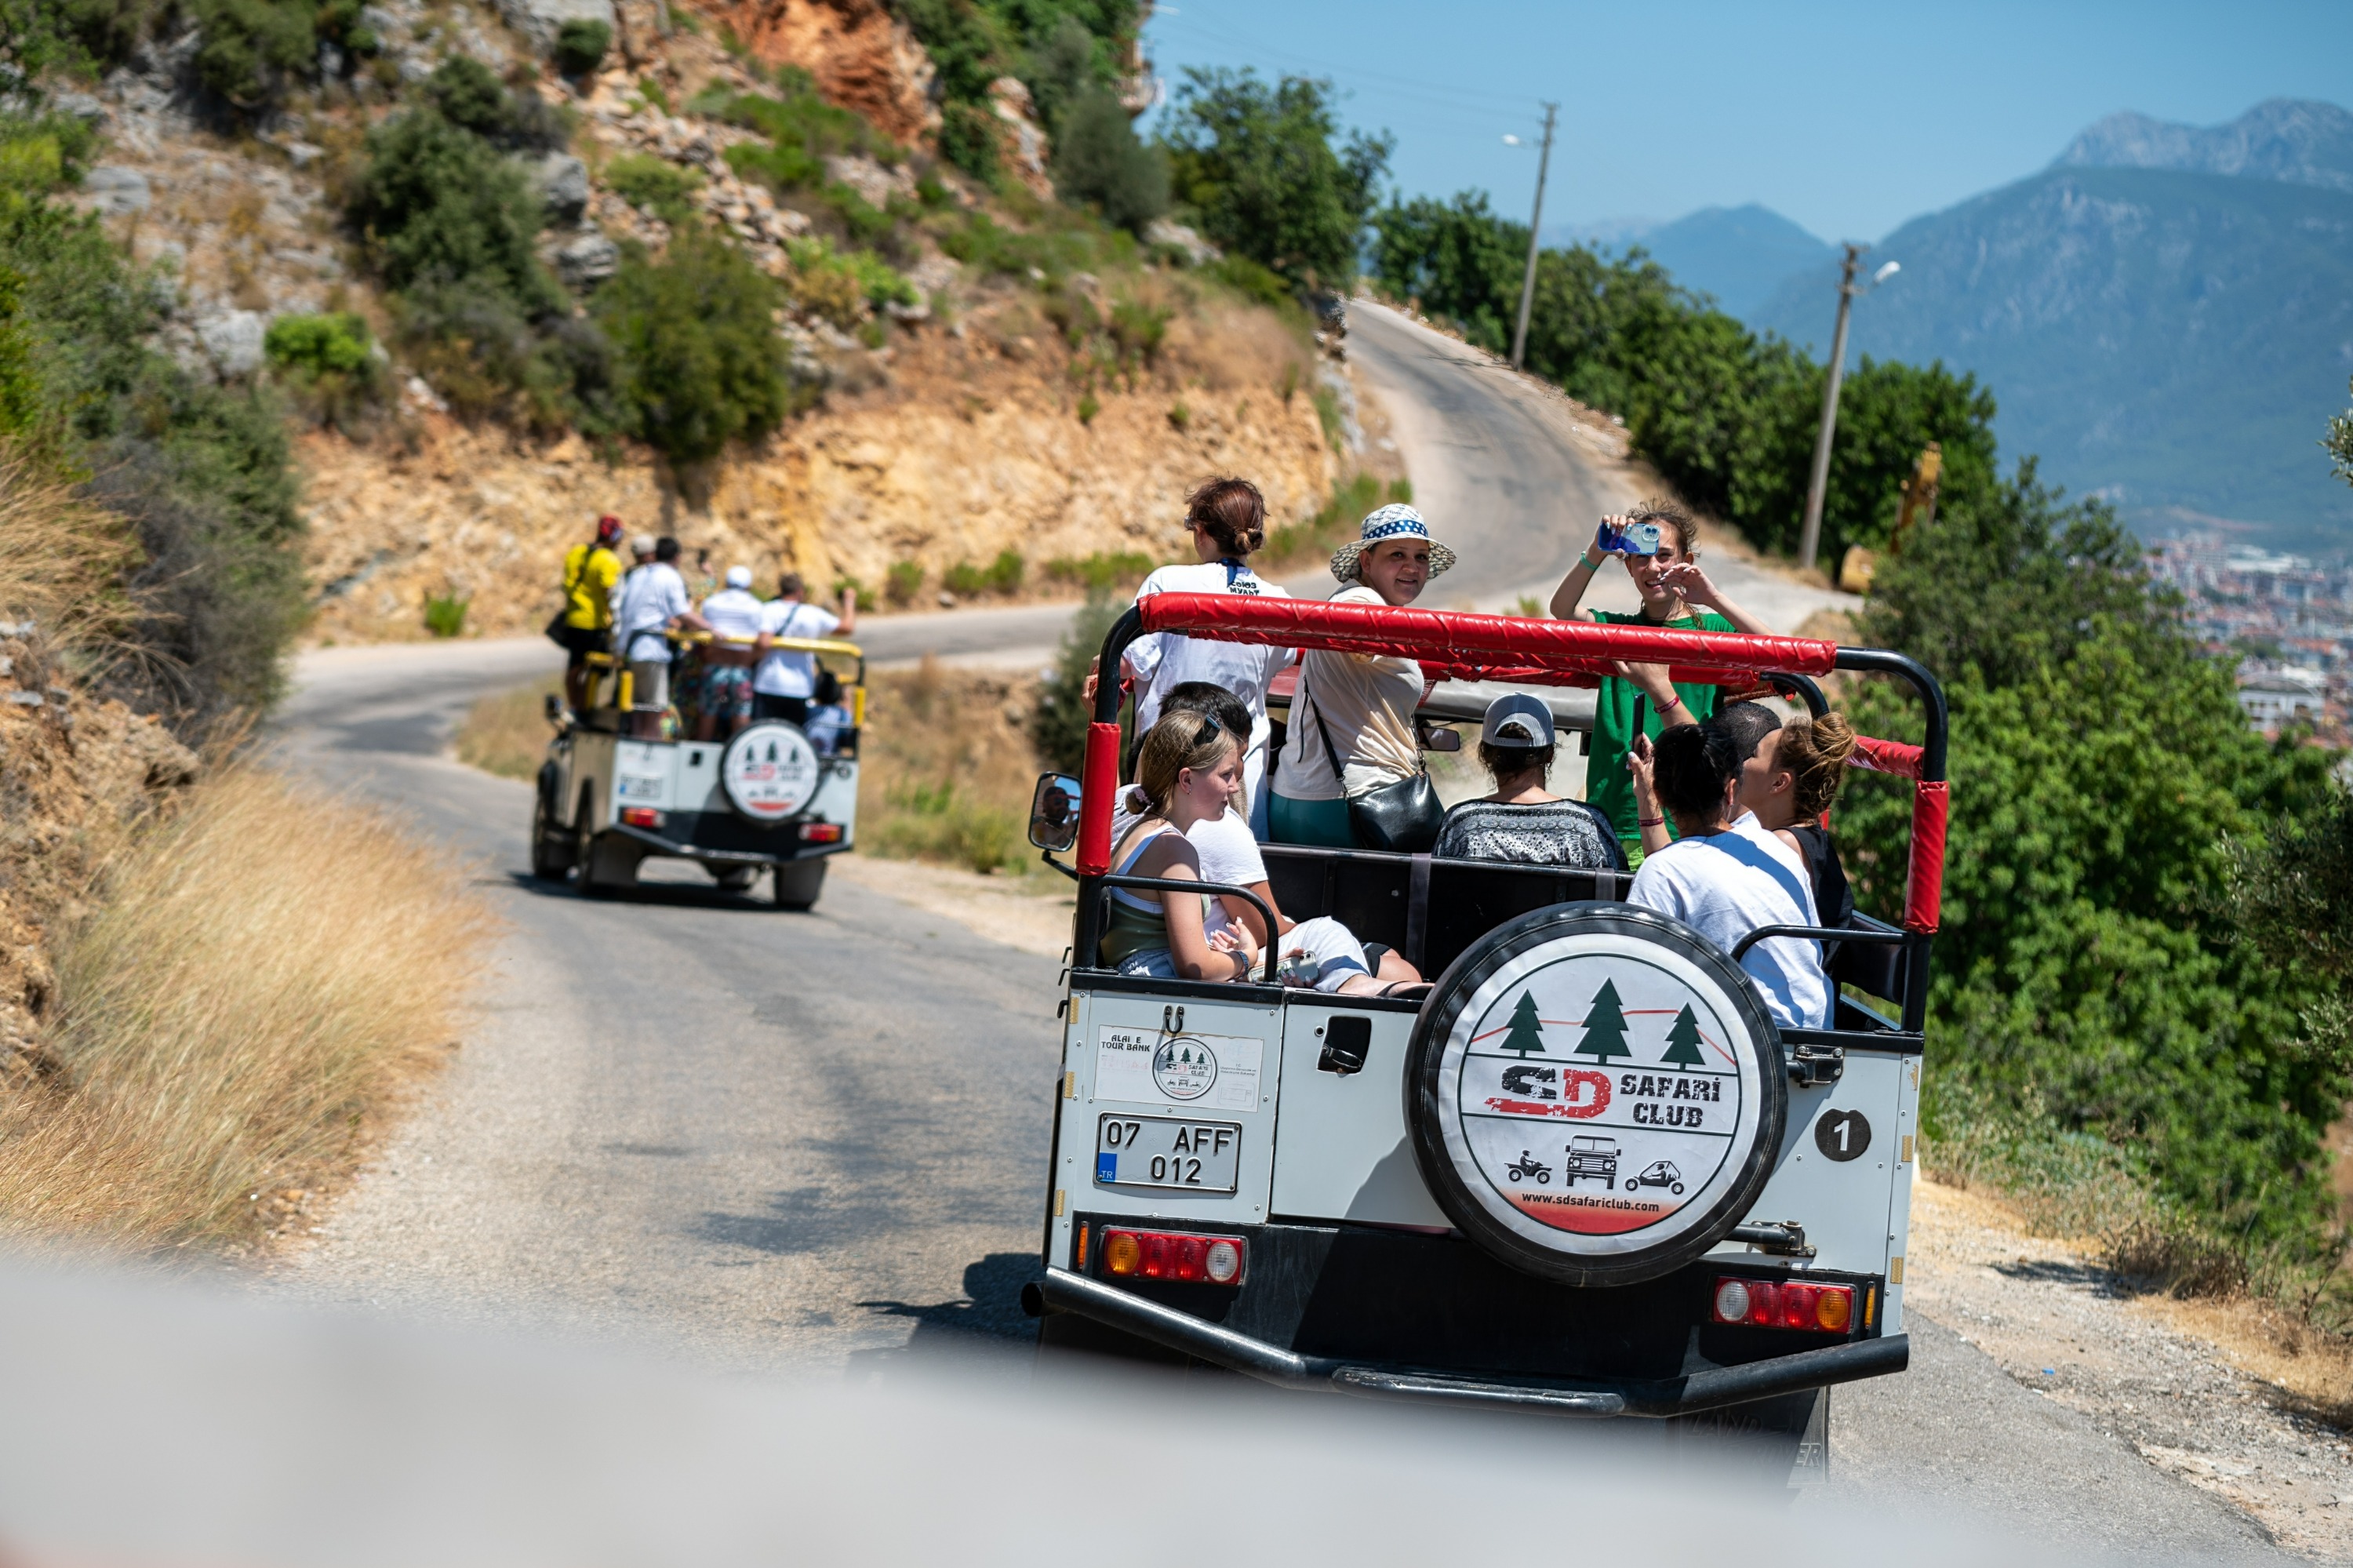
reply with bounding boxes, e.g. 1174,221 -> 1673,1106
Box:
1192,714 -> 1223,747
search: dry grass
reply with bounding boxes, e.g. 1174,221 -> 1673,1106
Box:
860,658 -> 1045,877
456,672 -> 562,780
0,446 -> 135,662
0,767 -> 493,1250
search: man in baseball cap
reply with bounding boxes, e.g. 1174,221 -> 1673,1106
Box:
553,514 -> 627,713
1431,693 -> 1626,871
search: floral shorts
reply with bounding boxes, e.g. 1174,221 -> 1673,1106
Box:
698,663 -> 754,723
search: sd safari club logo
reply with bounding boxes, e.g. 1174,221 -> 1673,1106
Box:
1437,940 -> 1765,1251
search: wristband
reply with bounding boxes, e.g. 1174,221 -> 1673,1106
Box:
1580,547 -> 1605,570
1638,815 -> 1665,828
1659,693 -> 1683,713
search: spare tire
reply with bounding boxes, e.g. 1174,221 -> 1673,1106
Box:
1405,903 -> 1787,1287
721,721 -> 821,825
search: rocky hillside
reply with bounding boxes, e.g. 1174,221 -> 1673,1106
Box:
62,0 -> 1342,642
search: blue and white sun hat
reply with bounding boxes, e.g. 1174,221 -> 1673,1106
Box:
1329,503 -> 1457,583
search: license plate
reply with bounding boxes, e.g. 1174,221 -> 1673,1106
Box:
1094,1115 -> 1242,1193
616,774 -> 664,800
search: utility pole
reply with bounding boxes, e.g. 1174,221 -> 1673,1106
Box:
1509,101 -> 1558,370
1797,242 -> 1865,574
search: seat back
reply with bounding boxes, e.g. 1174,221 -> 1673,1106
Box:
1261,846 -> 1626,978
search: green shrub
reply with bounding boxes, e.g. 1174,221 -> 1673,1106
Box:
1075,389 -> 1099,424
936,100 -> 1001,185
349,108 -> 562,311
423,56 -> 566,150
1166,400 -> 1189,431
867,777 -> 1024,875
594,226 -> 795,465
0,108 -> 304,737
1027,589 -> 1129,774
985,548 -> 1024,594
1205,253 -> 1292,309
604,151 -> 704,222
264,311 -> 382,428
1054,88 -> 1168,233
636,75 -> 670,115
943,549 -> 1026,598
1106,297 -> 1168,366
831,575 -> 874,612
264,311 -> 373,377
553,17 -> 609,75
884,558 -> 923,605
189,0 -> 316,108
782,237 -> 914,327
393,278 -> 611,431
422,591 -> 468,637
724,136 -> 824,195
1042,551 -> 1154,593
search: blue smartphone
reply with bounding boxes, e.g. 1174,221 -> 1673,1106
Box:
1598,520 -> 1664,556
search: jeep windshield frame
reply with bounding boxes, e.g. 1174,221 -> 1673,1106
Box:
1078,593 -> 1949,1037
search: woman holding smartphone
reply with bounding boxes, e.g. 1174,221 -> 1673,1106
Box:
1547,498 -> 1773,863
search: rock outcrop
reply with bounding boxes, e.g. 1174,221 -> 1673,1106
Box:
686,0 -> 939,145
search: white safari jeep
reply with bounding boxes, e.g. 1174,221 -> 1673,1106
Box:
1020,595 -> 1950,1475
530,634 -> 864,908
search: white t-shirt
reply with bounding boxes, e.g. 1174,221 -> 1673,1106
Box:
1626,812 -> 1830,1031
1272,583 -> 1423,799
699,586 -> 766,644
755,598 -> 842,697
613,562 -> 689,664
1126,560 -> 1293,737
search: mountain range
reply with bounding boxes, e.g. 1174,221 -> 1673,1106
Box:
1584,100 -> 2353,551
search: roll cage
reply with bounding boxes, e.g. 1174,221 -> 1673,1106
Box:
1073,593 -> 1950,1039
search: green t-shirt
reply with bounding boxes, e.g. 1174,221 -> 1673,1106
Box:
1584,608 -> 1737,842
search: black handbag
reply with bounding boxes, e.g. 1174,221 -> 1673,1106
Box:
1304,672 -> 1445,853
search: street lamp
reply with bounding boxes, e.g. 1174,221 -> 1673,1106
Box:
1796,247 -> 1901,573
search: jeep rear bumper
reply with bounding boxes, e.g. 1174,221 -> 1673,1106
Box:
1026,1266 -> 1908,1419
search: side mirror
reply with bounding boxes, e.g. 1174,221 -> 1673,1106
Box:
1028,772 -> 1082,853
1418,722 -> 1462,753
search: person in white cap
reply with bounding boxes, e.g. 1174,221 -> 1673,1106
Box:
1434,693 -> 1626,870
1268,503 -> 1453,849
686,564 -> 766,740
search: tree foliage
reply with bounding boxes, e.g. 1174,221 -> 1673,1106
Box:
1369,190 -> 1998,563
895,0 -> 1143,180
594,227 -> 793,465
2329,373 -> 2353,489
0,103 -> 303,733
1834,471 -> 2345,1247
1053,86 -> 1166,233
1161,68 -> 1390,289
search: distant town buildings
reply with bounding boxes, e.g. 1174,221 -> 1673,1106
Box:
2146,535 -> 2351,743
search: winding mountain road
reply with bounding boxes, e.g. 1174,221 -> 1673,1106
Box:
266,312 -> 2281,1563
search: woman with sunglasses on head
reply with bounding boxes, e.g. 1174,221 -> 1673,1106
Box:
1104,710 -> 1413,995
1268,505 -> 1453,852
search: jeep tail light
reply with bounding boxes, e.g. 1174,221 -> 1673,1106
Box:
1100,1228 -> 1245,1286
799,822 -> 843,842
1711,1276 -> 1854,1333
620,807 -> 662,828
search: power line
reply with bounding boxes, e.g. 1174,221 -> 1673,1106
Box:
1145,13 -> 1544,124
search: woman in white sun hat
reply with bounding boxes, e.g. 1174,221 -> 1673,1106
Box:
1268,504 -> 1454,850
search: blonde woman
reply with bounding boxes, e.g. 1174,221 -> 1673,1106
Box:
1105,710 -> 1410,995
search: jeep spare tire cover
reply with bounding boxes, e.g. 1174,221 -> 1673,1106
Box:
721,721 -> 820,824
1406,904 -> 1787,1287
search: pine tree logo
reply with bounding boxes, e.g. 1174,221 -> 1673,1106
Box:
1497,991 -> 1547,1057
1660,1004 -> 1707,1070
1573,979 -> 1635,1065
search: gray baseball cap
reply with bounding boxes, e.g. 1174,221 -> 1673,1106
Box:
1482,692 -> 1555,748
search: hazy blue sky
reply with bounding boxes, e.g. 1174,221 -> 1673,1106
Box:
1136,0 -> 2353,242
